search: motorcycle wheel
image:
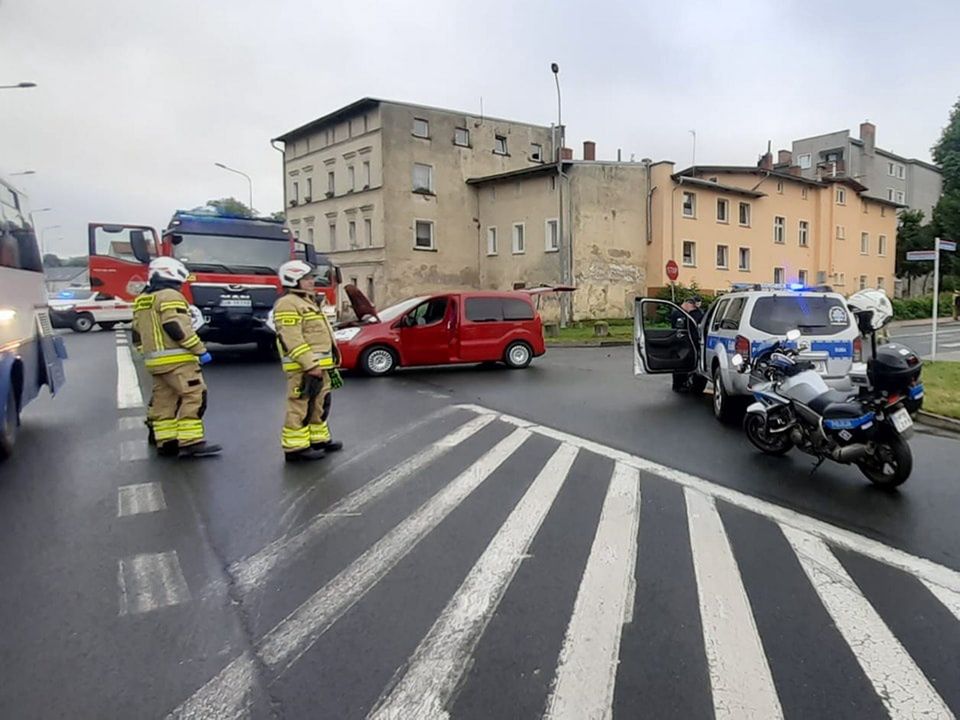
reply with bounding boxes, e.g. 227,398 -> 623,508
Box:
857,435 -> 912,489
744,412 -> 793,456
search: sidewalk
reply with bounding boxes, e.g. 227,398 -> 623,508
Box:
888,317 -> 958,330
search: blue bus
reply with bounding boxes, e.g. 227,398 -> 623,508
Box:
0,177 -> 67,460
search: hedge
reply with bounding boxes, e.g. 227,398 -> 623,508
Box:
891,294 -> 955,320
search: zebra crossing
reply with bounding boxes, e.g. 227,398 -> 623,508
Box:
163,402 -> 960,719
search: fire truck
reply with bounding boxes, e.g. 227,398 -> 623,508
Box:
87,210 -> 340,352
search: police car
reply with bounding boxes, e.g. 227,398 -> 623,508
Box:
634,284 -> 861,422
48,288 -> 133,333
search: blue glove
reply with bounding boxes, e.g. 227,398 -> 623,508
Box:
199,352 -> 213,365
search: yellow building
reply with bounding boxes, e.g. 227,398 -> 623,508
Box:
648,160 -> 901,298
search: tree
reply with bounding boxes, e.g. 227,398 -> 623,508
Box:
42,253 -> 61,267
896,209 -> 936,293
270,211 -> 285,222
931,96 -> 960,279
203,197 -> 253,218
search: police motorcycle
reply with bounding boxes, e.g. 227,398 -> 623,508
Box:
733,289 -> 923,488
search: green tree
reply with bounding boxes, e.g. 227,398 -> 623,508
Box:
270,210 -> 285,222
931,96 -> 960,278
896,209 -> 935,291
42,253 -> 61,267
204,197 -> 254,218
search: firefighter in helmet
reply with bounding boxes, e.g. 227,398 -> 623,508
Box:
131,257 -> 221,458
273,260 -> 343,462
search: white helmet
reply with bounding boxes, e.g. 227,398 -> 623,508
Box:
847,288 -> 893,331
148,257 -> 190,283
279,259 -> 313,288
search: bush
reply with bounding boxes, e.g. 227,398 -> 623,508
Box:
891,294 -> 955,320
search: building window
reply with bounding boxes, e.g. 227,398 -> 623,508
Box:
887,188 -> 895,201
348,220 -> 357,247
801,187 -> 808,200
363,114 -> 369,133
487,227 -> 498,255
739,201 -> 751,226
859,275 -> 867,290
836,224 -> 845,240
716,198 -> 729,223
682,191 -> 696,218
545,219 -> 559,252
362,161 -> 371,189
860,232 -> 869,255
454,127 -> 470,147
881,205 -> 886,217
798,220 -> 809,247
531,143 -> 543,162
348,166 -> 356,192
292,181 -> 299,206
897,165 -> 905,179
776,180 -> 784,194
878,234 -> 887,256
836,187 -> 846,205
817,270 -> 827,284
738,247 -> 750,271
896,190 -> 905,204
798,153 -> 812,169
682,240 -> 696,267
878,276 -> 885,290
862,200 -> 869,214
366,276 -> 375,304
414,220 -> 435,250
716,244 -> 729,269
413,118 -> 429,138
328,223 -> 336,251
305,178 -> 313,202
495,135 -> 508,155
364,218 -> 373,247
512,223 -> 525,254
307,226 -> 314,246
773,216 -> 786,244
799,269 -> 808,285
774,267 -> 785,285
327,171 -> 335,197
836,272 -> 846,286
412,163 -> 433,193
888,162 -> 895,176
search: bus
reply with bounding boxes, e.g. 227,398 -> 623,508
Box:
1,177 -> 67,460
88,210 -> 340,354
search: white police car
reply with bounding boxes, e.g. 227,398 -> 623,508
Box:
634,284 -> 861,422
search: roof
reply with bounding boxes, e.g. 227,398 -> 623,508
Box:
44,266 -> 87,282
671,175 -> 766,199
673,165 -> 824,187
164,212 -> 290,240
274,97 -> 551,143
466,162 -> 567,185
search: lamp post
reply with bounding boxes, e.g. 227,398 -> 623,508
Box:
40,225 -> 61,256
551,62 -> 571,326
0,82 -> 37,90
214,162 -> 254,213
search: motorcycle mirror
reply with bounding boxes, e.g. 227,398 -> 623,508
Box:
786,329 -> 802,342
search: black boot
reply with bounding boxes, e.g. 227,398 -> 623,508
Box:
178,441 -> 222,458
285,447 -> 326,463
157,440 -> 179,457
312,440 -> 343,452
146,423 -> 157,447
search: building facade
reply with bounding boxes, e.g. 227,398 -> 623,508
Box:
789,122 -> 942,220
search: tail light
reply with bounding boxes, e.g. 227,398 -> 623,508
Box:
853,337 -> 863,362
734,334 -> 750,361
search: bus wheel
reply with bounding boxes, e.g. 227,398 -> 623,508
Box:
0,385 -> 18,461
72,313 -> 95,333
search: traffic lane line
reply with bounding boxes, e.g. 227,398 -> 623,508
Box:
118,551 -> 191,615
455,404 -> 960,597
116,344 -> 144,410
169,428 -> 531,719
118,482 -> 166,517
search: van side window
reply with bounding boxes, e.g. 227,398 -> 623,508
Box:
502,297 -> 534,320
465,297 -> 503,322
407,297 -> 448,326
719,297 -> 747,330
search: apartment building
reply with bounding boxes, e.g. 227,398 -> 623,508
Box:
274,98 -> 554,313
647,159 -> 900,297
789,122 -> 942,219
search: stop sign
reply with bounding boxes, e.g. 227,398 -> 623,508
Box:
666,260 -> 679,282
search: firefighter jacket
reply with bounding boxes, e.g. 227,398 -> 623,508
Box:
132,287 -> 206,373
273,290 -> 338,374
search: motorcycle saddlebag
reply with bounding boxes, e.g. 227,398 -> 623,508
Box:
868,342 -> 922,393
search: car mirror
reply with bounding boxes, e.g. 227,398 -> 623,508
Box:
786,329 -> 802,342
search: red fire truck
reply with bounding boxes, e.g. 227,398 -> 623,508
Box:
87,211 -> 340,352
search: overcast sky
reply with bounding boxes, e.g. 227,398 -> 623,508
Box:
3,0 -> 959,256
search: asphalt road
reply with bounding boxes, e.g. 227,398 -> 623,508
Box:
1,329 -> 959,719
889,319 -> 960,358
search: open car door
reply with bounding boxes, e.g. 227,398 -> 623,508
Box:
634,297 -> 699,376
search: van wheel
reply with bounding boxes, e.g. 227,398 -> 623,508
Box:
72,313 -> 94,333
712,366 -> 742,423
360,346 -> 398,376
0,385 -> 18,461
504,341 -> 533,369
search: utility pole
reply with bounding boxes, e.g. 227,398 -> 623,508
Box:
214,162 -> 254,213
551,62 -> 570,327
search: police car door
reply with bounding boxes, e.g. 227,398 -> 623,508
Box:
702,297 -> 730,374
633,298 -> 698,376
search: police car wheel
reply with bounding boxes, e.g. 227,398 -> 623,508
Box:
361,346 -> 397,376
0,385 -> 18,461
712,366 -> 742,423
72,313 -> 94,333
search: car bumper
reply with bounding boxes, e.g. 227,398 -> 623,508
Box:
336,343 -> 360,370
49,309 -> 77,329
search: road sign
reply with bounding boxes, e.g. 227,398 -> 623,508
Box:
906,251 -> 937,261
939,239 -> 957,251
666,260 -> 679,282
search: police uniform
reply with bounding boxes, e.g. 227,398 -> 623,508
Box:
273,290 -> 338,455
132,287 -> 209,450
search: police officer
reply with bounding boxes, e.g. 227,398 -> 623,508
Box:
669,295 -> 703,392
273,260 -> 343,462
132,257 -> 221,458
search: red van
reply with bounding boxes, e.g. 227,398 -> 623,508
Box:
334,289 -> 567,375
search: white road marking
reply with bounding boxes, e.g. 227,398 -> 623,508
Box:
165,652 -> 258,720
456,404 -> 960,597
118,551 -> 190,615
116,344 -> 144,409
543,463 -> 641,720
230,413 -> 497,593
118,415 -> 146,433
118,482 -> 166,517
685,489 -> 782,720
942,342 -> 960,349
922,580 -> 960,623
369,443 -> 580,719
781,526 -> 953,719
120,438 -> 149,462
172,428 -> 530,717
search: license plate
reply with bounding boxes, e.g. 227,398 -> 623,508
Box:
220,297 -> 252,308
891,408 -> 913,434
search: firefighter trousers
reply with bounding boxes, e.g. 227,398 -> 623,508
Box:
151,364 -> 208,447
281,370 -> 331,453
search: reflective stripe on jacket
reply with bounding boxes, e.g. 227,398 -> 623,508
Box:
131,288 -> 206,374
273,290 -> 338,374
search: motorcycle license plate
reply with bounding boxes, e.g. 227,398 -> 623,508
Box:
891,408 -> 913,434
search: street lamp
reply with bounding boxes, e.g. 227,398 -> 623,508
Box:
0,82 -> 37,90
550,62 -> 571,327
214,162 -> 254,212
40,225 -> 61,256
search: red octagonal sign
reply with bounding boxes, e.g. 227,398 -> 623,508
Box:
666,260 -> 679,282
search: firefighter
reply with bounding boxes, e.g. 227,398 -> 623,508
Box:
132,279 -> 159,447
274,260 -> 343,462
133,257 -> 221,458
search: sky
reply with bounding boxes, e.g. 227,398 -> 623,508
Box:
3,0 -> 959,256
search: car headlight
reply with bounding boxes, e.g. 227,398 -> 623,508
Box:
334,327 -> 362,342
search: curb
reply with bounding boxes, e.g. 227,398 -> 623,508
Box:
546,340 -> 632,348
917,410 -> 960,436
889,318 -> 958,329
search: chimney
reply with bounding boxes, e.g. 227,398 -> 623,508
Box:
778,149 -> 792,166
860,121 -> 876,154
757,140 -> 773,170
560,147 -> 573,161
583,140 -> 596,161
788,166 -> 802,177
